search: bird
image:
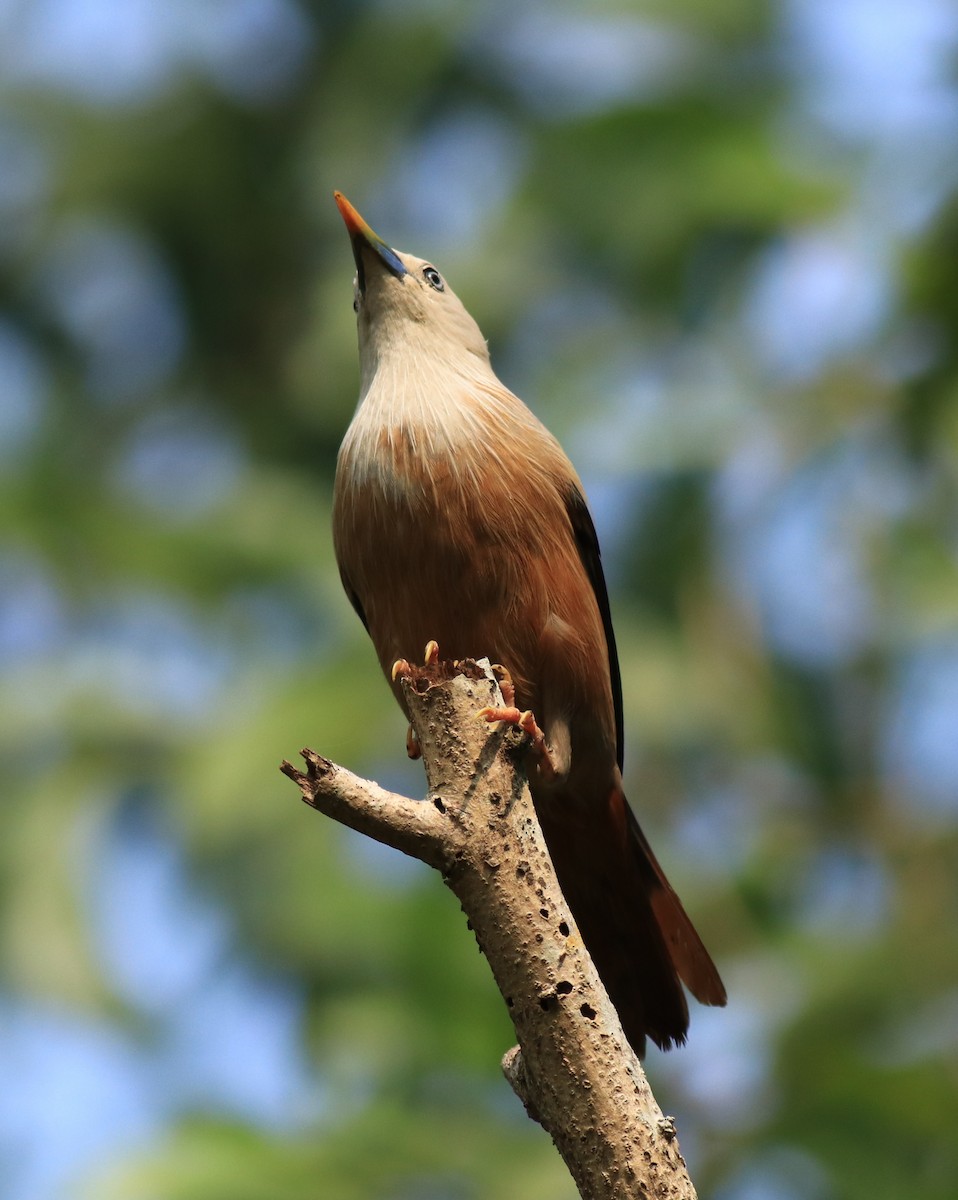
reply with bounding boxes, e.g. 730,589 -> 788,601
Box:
331,191 -> 726,1055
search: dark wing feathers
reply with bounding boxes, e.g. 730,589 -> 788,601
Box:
564,485 -> 625,772
340,572 -> 369,632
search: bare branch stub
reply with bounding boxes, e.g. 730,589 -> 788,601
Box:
280,748 -> 335,801
280,745 -> 450,869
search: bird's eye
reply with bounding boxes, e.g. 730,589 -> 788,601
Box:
422,266 -> 444,292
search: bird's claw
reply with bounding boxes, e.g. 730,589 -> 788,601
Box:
393,646 -> 546,770
393,642 -> 443,756
478,704 -> 557,781
392,640 -> 441,683
490,663 -> 516,708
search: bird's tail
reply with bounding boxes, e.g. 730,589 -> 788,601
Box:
537,784 -> 726,1056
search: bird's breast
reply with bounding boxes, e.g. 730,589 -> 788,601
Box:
333,403 -> 553,690
334,415 -> 513,593
353,422 -> 460,507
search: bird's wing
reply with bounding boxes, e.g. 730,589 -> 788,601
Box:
340,571 -> 369,632
564,484 -> 624,772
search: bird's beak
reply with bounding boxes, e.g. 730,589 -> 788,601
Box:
334,191 -> 407,294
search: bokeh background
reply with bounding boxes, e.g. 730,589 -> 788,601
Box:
2,0 -> 957,1197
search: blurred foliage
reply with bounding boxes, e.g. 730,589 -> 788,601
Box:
1,1 -> 957,1198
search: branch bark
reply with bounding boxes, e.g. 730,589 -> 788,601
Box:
281,659 -> 698,1200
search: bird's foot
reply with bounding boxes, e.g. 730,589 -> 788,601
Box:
393,642 -> 440,758
391,639 -> 440,683
490,663 -> 516,708
477,703 -> 557,781
393,647 -> 533,766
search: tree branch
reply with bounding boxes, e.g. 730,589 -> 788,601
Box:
282,659 -> 698,1200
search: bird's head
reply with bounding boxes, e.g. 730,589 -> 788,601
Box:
334,192 -> 490,381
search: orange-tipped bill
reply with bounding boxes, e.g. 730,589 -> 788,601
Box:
334,191 -> 406,293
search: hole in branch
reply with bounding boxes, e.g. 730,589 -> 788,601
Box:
558,921 -> 570,937
433,796 -> 446,813
580,1002 -> 597,1020
556,980 -> 573,996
